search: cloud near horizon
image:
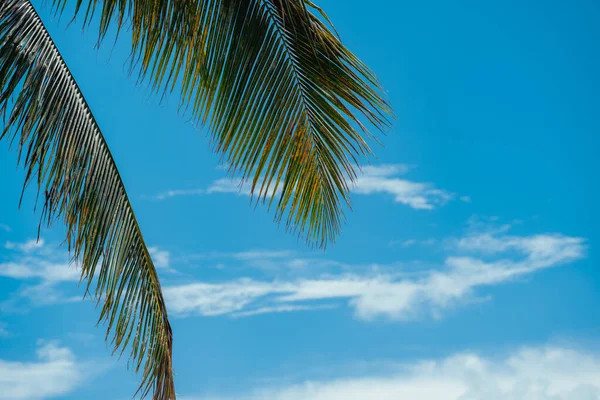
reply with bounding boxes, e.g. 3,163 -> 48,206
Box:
163,228 -> 586,320
180,344 -> 600,400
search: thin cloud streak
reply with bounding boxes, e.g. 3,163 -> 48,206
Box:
232,304 -> 336,318
153,177 -> 280,200
152,164 -> 463,210
164,229 -> 586,320
390,238 -> 437,248
155,188 -> 206,200
352,164 -> 455,209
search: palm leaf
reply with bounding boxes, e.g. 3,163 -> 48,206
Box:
0,1 -> 174,398
52,0 -> 394,247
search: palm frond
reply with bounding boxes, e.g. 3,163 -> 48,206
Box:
0,1 -> 174,398
53,0 -> 394,247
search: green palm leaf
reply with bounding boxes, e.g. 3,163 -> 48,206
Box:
1,0 -> 391,398
0,1 -> 174,398
54,0 -> 394,246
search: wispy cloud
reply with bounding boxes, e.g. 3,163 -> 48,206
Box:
232,304 -> 335,318
352,164 -> 455,209
153,177 -> 280,200
152,164 -> 461,210
164,228 -> 586,320
0,259 -> 79,283
155,189 -> 206,200
454,229 -> 582,260
180,344 -> 600,400
225,250 -> 296,261
0,239 -> 81,309
390,238 -> 437,248
179,249 -> 303,273
149,247 -> 172,270
0,341 -> 87,400
5,238 -> 45,253
0,223 -> 11,233
206,178 -> 252,196
183,250 -> 295,262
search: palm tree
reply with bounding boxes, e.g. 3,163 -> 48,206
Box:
0,0 -> 392,398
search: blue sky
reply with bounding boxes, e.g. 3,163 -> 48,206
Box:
1,0 -> 599,399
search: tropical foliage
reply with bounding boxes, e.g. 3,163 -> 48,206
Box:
0,0 -> 392,398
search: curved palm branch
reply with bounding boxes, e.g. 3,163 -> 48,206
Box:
54,0 -> 394,247
0,1 -> 174,398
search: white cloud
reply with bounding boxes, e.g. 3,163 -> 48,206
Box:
207,178 -> 252,196
0,239 -> 81,309
207,177 -> 283,198
179,249 -> 302,272
154,177 -> 280,200
231,250 -> 295,261
0,260 -> 79,283
149,247 -> 171,269
455,230 -> 584,262
0,223 -> 11,233
180,345 -> 600,400
352,165 -> 455,209
183,250 -> 295,262
164,279 -> 277,316
153,164 -> 459,210
9,282 -> 82,307
5,238 -> 45,253
164,229 -> 586,320
232,304 -> 335,318
0,341 -> 85,400
155,188 -> 205,200
391,238 -> 437,248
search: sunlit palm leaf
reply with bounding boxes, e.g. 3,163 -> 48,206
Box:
54,0 -> 393,246
0,1 -> 174,398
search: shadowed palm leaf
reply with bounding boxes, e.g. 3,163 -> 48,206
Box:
0,1 -> 174,398
1,0 -> 392,399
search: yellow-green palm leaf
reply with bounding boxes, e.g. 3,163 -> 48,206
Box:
1,0 -> 392,399
0,1 -> 174,398
55,0 -> 394,246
